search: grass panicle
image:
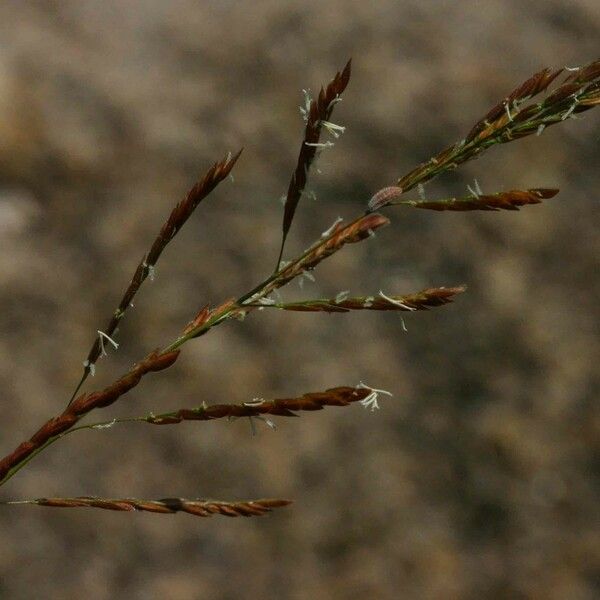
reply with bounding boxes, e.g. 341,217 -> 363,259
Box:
0,58 -> 597,519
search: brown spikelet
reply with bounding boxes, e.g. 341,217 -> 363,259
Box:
182,305 -> 211,336
279,60 -> 352,263
147,150 -> 243,265
22,497 -> 291,518
465,68 -> 563,142
180,298 -> 238,339
403,188 -> 558,212
254,286 -> 466,313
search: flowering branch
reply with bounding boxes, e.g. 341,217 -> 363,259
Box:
278,60 -> 352,265
0,58 -> 597,518
248,286 -> 466,312
2,497 -> 291,518
390,188 -> 559,212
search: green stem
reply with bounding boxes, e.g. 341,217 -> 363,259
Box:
0,417 -> 145,488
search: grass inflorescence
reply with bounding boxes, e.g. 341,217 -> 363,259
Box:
0,58 -> 597,519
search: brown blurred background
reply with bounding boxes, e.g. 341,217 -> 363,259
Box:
0,1 -> 598,598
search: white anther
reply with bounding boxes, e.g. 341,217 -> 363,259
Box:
92,419 -> 117,430
97,330 -> 119,357
83,359 -> 96,376
467,184 -> 479,198
320,120 -> 346,138
378,290 -> 416,311
257,297 -> 276,306
326,94 -> 342,112
305,141 -> 335,149
298,271 -> 315,290
561,98 -> 578,121
243,398 -> 265,407
321,216 -> 343,238
143,261 -> 156,281
249,415 -> 277,436
357,382 -> 393,412
299,89 -> 313,122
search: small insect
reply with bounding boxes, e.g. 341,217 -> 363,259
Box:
367,186 -> 403,211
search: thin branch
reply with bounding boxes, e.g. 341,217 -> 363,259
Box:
391,188 -> 559,212
1,497 -> 291,518
247,286 -> 466,312
106,385 -> 373,425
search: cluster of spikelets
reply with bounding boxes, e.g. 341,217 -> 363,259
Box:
0,58 -> 598,519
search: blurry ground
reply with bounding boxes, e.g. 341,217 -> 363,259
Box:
0,1 -> 598,599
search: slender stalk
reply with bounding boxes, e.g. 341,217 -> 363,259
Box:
389,188 -> 559,212
0,497 -> 292,518
245,287 -> 466,313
